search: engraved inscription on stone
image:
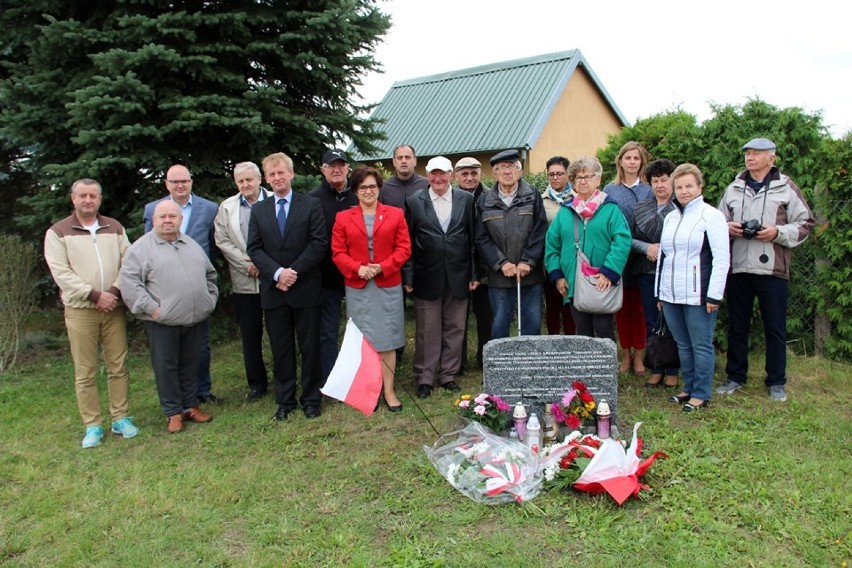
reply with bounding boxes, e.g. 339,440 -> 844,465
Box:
483,335 -> 619,426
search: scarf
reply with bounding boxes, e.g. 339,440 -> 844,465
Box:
569,189 -> 607,219
545,184 -> 573,205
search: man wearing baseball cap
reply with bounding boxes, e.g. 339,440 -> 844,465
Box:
454,157 -> 491,370
403,156 -> 479,398
716,137 -> 814,402
308,149 -> 358,384
474,149 -> 547,339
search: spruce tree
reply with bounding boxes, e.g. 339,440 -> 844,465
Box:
0,1 -> 390,232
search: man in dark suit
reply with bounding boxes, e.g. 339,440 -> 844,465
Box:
247,152 -> 327,420
403,156 -> 479,399
455,157 -> 492,371
143,164 -> 220,403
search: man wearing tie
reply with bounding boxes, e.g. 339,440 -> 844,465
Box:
143,164 -> 220,403
247,152 -> 327,420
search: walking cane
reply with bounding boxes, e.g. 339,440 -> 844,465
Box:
516,273 -> 522,336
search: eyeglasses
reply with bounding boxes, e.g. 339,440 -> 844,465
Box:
167,179 -> 192,185
357,184 -> 379,193
496,164 -> 520,172
547,172 -> 566,178
574,174 -> 599,183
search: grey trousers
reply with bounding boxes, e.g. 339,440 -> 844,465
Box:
145,320 -> 202,416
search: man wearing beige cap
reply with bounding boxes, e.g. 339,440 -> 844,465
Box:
403,156 -> 479,398
454,157 -> 491,370
716,137 -> 814,402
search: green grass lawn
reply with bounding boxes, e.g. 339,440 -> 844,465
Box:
1,318 -> 850,567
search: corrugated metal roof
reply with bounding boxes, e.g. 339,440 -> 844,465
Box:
349,49 -> 627,161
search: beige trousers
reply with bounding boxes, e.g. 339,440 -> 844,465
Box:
64,307 -> 130,427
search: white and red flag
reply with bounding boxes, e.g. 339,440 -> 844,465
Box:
320,318 -> 383,416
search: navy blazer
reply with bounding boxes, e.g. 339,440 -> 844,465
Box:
246,191 -> 327,309
403,188 -> 478,301
143,194 -> 219,260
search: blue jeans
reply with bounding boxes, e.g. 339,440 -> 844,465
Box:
725,273 -> 788,386
662,302 -> 717,401
489,284 -> 542,339
639,273 -> 678,375
319,286 -> 345,383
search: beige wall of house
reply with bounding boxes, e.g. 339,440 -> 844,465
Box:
529,66 -> 623,173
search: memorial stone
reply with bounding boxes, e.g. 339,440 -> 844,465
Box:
483,335 -> 620,428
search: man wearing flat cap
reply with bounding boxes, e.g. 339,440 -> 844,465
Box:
403,157 -> 478,398
475,149 -> 547,338
308,149 -> 358,384
716,137 -> 814,402
455,157 -> 491,369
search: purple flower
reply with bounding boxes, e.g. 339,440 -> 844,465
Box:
474,393 -> 489,405
562,389 -> 577,406
490,395 -> 510,412
474,405 -> 486,416
459,400 -> 470,409
551,403 -> 566,424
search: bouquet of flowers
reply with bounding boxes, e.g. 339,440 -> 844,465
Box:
425,421 -> 542,504
538,423 -> 668,504
540,431 -> 604,491
550,380 -> 596,431
454,393 -> 511,434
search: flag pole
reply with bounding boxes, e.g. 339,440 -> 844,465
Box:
379,357 -> 441,437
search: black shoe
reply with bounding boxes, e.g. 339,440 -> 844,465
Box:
682,400 -> 709,412
304,405 -> 321,419
441,381 -> 461,393
198,393 -> 220,404
247,388 -> 267,402
272,406 -> 291,421
668,393 -> 690,403
386,400 -> 403,412
416,384 -> 432,399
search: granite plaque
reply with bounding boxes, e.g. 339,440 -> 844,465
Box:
483,335 -> 619,427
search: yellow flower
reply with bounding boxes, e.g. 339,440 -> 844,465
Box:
461,394 -> 472,400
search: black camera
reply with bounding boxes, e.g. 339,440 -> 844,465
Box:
741,219 -> 764,240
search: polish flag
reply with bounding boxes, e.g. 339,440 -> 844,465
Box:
321,319 -> 383,416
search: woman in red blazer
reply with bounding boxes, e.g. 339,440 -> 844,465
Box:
332,166 -> 411,411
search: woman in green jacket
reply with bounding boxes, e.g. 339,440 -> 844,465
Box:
544,156 -> 632,340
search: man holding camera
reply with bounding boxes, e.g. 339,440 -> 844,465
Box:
716,137 -> 814,402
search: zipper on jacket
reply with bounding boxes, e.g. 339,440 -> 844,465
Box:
92,232 -> 106,291
692,265 -> 697,293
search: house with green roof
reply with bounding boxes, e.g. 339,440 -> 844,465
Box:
348,49 -> 627,176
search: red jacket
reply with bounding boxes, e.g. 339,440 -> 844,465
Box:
332,203 -> 411,289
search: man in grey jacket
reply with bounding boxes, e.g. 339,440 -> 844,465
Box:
716,137 -> 814,402
215,162 -> 271,401
122,200 -> 219,433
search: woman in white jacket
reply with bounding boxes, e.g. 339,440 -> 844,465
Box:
655,164 -> 730,412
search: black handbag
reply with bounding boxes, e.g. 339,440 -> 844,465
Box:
644,311 -> 680,370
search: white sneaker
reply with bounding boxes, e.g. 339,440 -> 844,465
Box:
716,380 -> 744,395
769,385 -> 787,402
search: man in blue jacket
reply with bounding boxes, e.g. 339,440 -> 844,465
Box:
143,164 -> 220,403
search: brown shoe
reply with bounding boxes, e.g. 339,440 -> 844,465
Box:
182,406 -> 213,423
167,414 -> 184,433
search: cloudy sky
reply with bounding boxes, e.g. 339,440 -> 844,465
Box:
359,0 -> 851,138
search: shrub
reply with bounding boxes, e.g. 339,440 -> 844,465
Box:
0,234 -> 38,371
